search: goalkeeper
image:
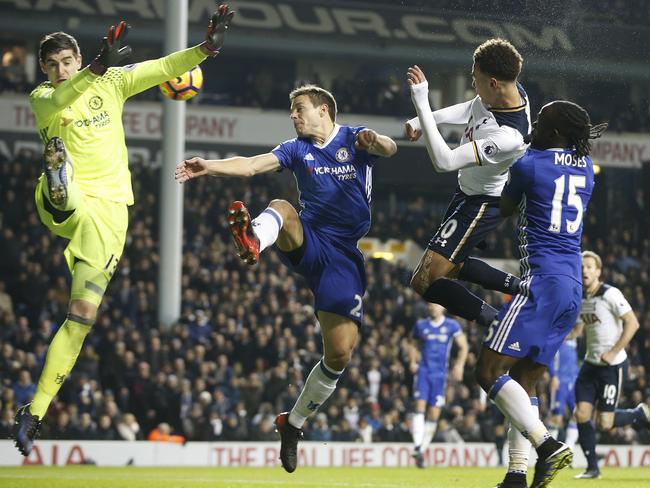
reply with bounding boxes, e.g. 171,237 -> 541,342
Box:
13,4 -> 235,456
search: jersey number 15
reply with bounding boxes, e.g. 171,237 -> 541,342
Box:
549,175 -> 586,234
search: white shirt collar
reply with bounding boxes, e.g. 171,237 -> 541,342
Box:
429,316 -> 445,327
314,124 -> 340,149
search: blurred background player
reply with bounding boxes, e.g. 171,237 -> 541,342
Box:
409,303 -> 468,468
573,250 -> 648,479
406,39 -> 528,328
12,5 -> 235,456
175,84 -> 397,472
547,335 -> 580,452
473,100 -> 607,488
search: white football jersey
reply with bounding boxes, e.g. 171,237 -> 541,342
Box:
408,83 -> 530,196
457,93 -> 530,196
581,283 -> 633,366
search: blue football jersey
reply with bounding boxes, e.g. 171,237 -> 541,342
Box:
272,124 -> 378,242
413,316 -> 462,373
549,338 -> 579,381
502,148 -> 594,282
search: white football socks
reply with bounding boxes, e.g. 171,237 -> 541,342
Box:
251,207 -> 283,252
565,421 -> 579,450
412,412 -> 425,448
490,375 -> 550,448
507,397 -> 539,474
289,359 -> 343,429
422,420 -> 438,450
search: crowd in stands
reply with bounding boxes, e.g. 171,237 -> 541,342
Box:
372,0 -> 650,26
0,149 -> 649,448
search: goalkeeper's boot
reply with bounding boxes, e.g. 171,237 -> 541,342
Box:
228,201 -> 260,265
530,440 -> 573,488
274,412 -> 303,473
43,136 -> 73,207
13,404 -> 42,456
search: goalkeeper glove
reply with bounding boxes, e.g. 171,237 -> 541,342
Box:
202,4 -> 235,56
89,21 -> 132,75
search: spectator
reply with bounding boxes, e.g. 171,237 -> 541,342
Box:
148,422 -> 185,444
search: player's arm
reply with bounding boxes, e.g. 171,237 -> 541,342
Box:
405,100 -> 474,141
500,160 -> 527,217
407,337 -> 420,374
566,321 -> 583,340
355,129 -> 397,157
30,69 -> 98,123
120,5 -> 234,99
602,310 -> 639,365
451,332 -> 468,382
176,153 -> 281,181
30,21 -> 131,122
408,66 -> 500,172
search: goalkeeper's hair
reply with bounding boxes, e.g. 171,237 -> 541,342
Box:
473,38 -> 523,81
39,32 -> 80,63
554,101 -> 608,159
290,85 -> 337,122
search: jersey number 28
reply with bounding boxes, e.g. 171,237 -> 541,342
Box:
549,175 -> 586,234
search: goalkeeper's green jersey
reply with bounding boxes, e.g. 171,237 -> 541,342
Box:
30,45 -> 207,205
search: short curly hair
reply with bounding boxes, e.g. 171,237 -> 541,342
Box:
473,38 -> 523,81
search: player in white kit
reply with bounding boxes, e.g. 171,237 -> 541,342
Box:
406,38 -> 529,328
573,251 -> 648,479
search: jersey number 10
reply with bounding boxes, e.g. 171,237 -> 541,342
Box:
549,175 -> 586,234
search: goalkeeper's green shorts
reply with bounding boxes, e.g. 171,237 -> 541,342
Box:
35,175 -> 128,304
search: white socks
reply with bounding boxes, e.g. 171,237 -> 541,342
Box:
507,397 -> 538,474
490,375 -> 550,448
251,207 -> 283,252
289,359 -> 343,429
565,421 -> 579,450
422,421 -> 438,450
412,412 -> 425,448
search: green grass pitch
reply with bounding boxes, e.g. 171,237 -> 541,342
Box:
1,466 -> 650,488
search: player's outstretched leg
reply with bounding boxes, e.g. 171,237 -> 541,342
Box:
43,136 -> 73,207
227,201 -> 260,265
12,404 -> 42,456
274,412 -> 304,473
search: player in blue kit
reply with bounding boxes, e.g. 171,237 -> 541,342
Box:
175,84 -> 397,473
409,303 -> 468,468
547,337 -> 579,452
473,100 -> 607,488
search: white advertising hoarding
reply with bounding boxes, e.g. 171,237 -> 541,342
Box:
1,440 -> 649,468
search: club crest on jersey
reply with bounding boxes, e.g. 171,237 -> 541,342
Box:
335,147 -> 350,162
89,96 -> 103,110
482,141 -> 497,156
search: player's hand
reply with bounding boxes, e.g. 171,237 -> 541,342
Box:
202,3 -> 235,56
407,65 -> 428,87
550,376 -> 559,393
601,350 -> 617,365
409,361 -> 418,374
405,121 -> 422,142
89,21 -> 132,76
175,157 -> 209,183
451,364 -> 464,382
355,129 -> 378,151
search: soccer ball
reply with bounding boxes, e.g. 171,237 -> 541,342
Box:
159,66 -> 203,101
